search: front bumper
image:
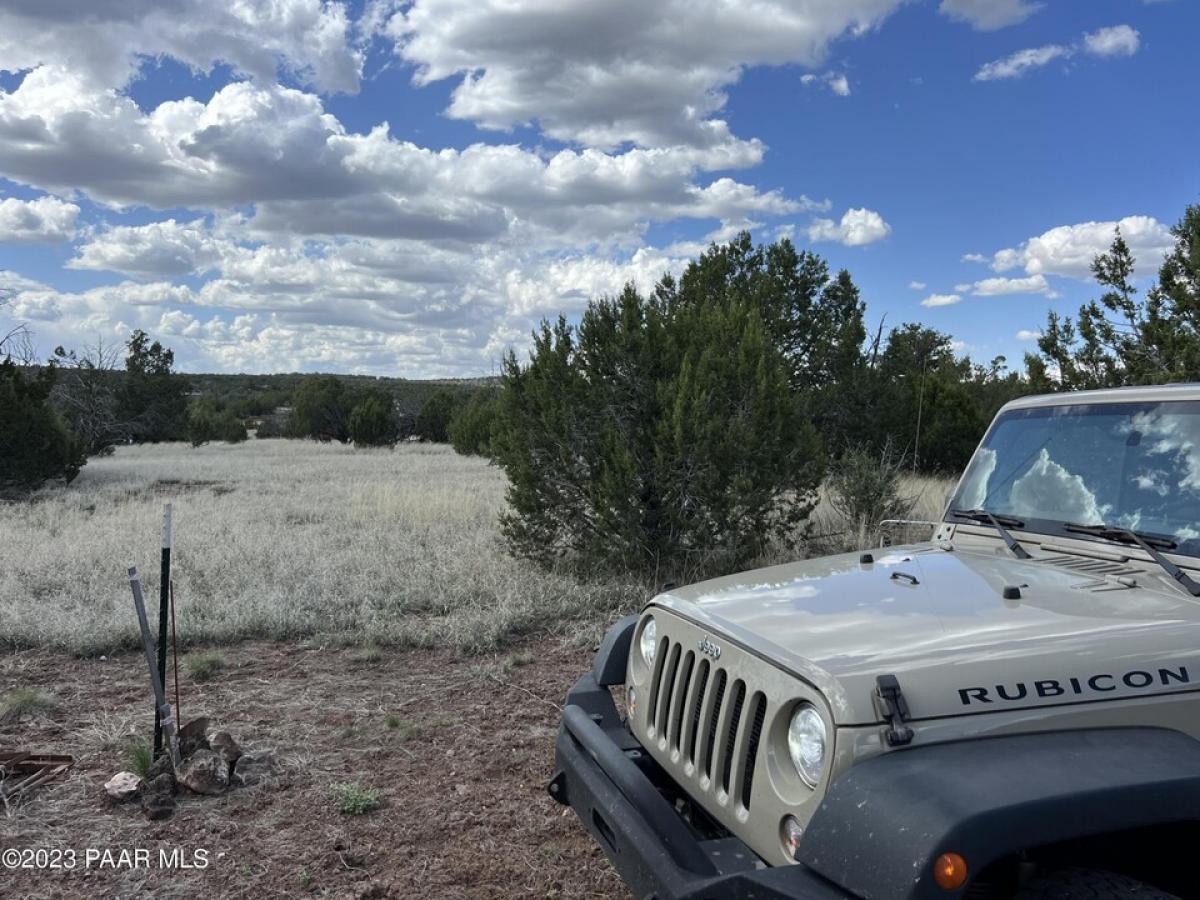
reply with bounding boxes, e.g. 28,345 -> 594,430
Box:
549,670 -> 854,900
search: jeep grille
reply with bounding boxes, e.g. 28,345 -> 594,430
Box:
647,635 -> 768,811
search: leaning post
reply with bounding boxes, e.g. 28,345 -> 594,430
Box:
129,566 -> 181,770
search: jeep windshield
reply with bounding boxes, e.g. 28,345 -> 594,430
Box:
948,399 -> 1200,559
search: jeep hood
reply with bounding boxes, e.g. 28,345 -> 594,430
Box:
652,545 -> 1200,725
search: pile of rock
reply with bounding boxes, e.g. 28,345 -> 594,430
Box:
104,717 -> 278,820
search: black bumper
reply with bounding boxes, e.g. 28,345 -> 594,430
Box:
549,670 -> 854,900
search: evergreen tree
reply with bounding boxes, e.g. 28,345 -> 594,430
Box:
288,375 -> 353,442
120,330 -> 188,441
0,359 -> 86,492
349,390 -> 400,447
493,237 -> 826,579
416,390 -> 461,442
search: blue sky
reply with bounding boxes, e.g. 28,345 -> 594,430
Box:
0,0 -> 1195,376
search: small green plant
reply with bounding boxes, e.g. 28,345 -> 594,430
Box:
0,688 -> 55,723
125,737 -> 153,778
330,781 -> 382,815
508,650 -> 535,668
297,870 -> 312,888
239,862 -> 253,877
354,645 -> 384,664
186,651 -> 226,683
384,716 -> 420,740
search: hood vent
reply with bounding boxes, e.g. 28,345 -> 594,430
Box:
1040,552 -> 1140,591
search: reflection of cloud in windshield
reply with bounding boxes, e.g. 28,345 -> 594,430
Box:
1010,448 -> 1105,523
1132,470 -> 1170,497
1129,410 -> 1200,493
958,447 -> 996,509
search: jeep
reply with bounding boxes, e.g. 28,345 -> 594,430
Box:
549,385 -> 1200,899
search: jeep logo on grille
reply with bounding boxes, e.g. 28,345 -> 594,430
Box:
698,636 -> 722,660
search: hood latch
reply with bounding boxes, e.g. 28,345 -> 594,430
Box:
873,674 -> 914,747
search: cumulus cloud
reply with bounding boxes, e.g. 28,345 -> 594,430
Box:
69,219 -> 233,279
0,73 -> 805,249
1016,329 -> 1043,341
0,0 -> 362,94
908,280 -> 926,290
966,274 -> 1057,297
961,252 -> 988,264
1083,25 -> 1140,58
988,215 -> 1173,279
807,208 -> 891,246
0,195 -> 79,242
383,0 -> 900,149
920,293 -> 962,307
939,0 -> 1042,31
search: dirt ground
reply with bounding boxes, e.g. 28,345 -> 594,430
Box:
0,640 -> 627,899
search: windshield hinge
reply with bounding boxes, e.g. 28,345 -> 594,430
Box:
873,674 -> 914,747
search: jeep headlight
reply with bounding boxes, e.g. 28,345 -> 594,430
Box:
787,704 -> 827,788
639,616 -> 657,667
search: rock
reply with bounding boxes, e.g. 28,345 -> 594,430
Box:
141,773 -> 176,820
210,731 -> 242,768
231,749 -> 277,788
177,717 -> 211,758
104,771 -> 142,802
177,749 -> 229,795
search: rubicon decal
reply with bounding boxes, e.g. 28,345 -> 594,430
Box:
958,666 -> 1190,706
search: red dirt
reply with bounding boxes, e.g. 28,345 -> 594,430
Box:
0,640 -> 627,899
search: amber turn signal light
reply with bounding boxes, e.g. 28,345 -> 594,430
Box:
933,852 -> 968,891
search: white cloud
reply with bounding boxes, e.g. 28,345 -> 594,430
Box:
0,72 -> 805,249
961,252 -> 987,264
974,44 -> 1070,81
802,72 -> 852,96
939,0 -> 1042,31
974,23 -> 1141,82
0,0 -> 362,94
1083,25 -> 1140,58
967,274 -> 1055,296
384,0 -> 900,149
989,215 -> 1173,279
807,207 -> 891,246
69,218 -> 234,280
921,293 -> 962,307
908,280 -> 926,290
0,195 -> 79,242
1016,329 -> 1043,341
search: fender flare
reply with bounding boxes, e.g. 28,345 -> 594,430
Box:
592,614 -> 639,687
797,727 -> 1200,900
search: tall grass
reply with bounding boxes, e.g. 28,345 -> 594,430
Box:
0,442 -> 641,655
0,441 -> 955,656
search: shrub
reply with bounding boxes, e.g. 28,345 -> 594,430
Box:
330,781 -> 381,815
825,442 -> 917,548
0,688 -> 55,723
187,397 -> 248,446
495,273 -> 825,581
186,651 -> 226,682
349,390 -> 400,448
0,360 -> 86,494
448,389 -> 499,457
415,390 -> 461,442
124,736 -> 154,778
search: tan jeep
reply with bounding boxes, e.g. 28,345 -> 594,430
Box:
550,385 -> 1200,899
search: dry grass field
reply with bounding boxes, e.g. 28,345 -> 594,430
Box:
0,440 -> 952,658
0,440 -> 954,899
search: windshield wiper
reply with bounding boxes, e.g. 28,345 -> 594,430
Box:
949,508 -> 1031,560
1063,522 -> 1200,597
